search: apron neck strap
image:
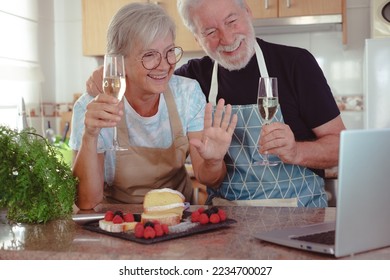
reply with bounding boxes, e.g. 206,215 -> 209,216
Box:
255,41 -> 269,78
209,62 -> 219,106
163,86 -> 185,140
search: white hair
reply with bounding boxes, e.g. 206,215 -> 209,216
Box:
107,2 -> 176,55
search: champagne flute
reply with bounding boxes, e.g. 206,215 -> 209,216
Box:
256,77 -> 279,166
102,53 -> 126,151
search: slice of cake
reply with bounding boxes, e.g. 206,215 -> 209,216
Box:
99,210 -> 137,233
99,219 -> 137,233
141,212 -> 181,226
141,188 -> 185,226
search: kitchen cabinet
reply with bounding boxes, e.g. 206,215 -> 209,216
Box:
247,0 -> 347,44
82,0 -> 143,56
278,0 -> 342,17
247,0 -> 343,18
82,0 -> 201,56
247,0 -> 278,18
191,178 -> 208,205
82,0 -> 347,55
156,0 -> 201,52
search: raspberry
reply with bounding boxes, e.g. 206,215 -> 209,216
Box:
104,211 -> 114,221
199,213 -> 209,224
112,214 -> 124,224
209,213 -> 221,224
123,213 -> 134,222
161,224 -> 169,234
197,207 -> 205,214
154,223 -> 164,237
217,209 -> 227,221
143,226 -> 156,239
191,210 -> 200,222
134,223 -> 144,238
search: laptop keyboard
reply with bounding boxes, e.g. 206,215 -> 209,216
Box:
292,230 -> 335,245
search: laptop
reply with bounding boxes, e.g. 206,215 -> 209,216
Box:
253,128 -> 390,257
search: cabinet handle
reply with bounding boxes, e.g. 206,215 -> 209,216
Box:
265,0 -> 269,9
286,0 -> 291,8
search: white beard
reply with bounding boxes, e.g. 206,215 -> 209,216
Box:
201,26 -> 256,71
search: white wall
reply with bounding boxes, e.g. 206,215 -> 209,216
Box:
0,0 -> 372,134
0,0 -> 43,131
53,0 -> 99,103
0,0 -> 98,134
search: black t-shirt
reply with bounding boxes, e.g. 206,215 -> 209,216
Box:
175,38 -> 340,177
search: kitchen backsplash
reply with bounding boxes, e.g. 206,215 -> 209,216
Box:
336,95 -> 364,130
23,94 -> 363,136
29,94 -> 363,118
28,102 -> 73,118
334,95 -> 363,111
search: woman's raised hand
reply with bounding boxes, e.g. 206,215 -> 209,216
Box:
190,99 -> 237,162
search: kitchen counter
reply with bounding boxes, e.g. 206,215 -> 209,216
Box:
1,205 -> 389,260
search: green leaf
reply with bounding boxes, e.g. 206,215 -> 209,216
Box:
0,125 -> 78,223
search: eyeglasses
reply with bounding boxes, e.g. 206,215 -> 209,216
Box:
140,46 -> 183,70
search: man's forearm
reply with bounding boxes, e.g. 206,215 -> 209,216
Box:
293,135 -> 340,169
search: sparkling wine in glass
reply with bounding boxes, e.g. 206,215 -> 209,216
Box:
256,77 -> 279,166
102,53 -> 126,151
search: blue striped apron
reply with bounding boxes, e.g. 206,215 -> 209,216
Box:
207,42 -> 328,207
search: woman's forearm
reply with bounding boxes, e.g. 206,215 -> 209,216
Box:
72,133 -> 105,209
196,158 -> 226,188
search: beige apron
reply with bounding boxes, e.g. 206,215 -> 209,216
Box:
104,87 -> 193,204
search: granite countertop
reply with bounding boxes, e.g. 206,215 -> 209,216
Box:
1,205 -> 388,260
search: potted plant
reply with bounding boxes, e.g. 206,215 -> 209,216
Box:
0,125 -> 77,223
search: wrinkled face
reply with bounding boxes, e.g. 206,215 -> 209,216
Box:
192,0 -> 256,71
125,34 -> 177,96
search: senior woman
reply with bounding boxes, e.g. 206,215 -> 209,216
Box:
69,3 -> 237,210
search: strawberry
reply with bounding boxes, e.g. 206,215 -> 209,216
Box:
209,213 -> 221,224
217,209 -> 227,221
199,213 -> 209,225
104,210 -> 114,221
161,224 -> 169,234
191,210 -> 200,222
143,226 -> 156,239
134,223 -> 144,238
123,213 -> 134,222
112,214 -> 124,224
154,223 -> 164,237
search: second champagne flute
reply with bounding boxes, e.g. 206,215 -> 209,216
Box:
102,53 -> 127,151
256,77 -> 279,166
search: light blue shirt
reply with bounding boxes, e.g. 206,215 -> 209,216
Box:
69,75 -> 206,184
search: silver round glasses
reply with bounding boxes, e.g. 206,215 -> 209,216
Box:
140,46 -> 183,70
